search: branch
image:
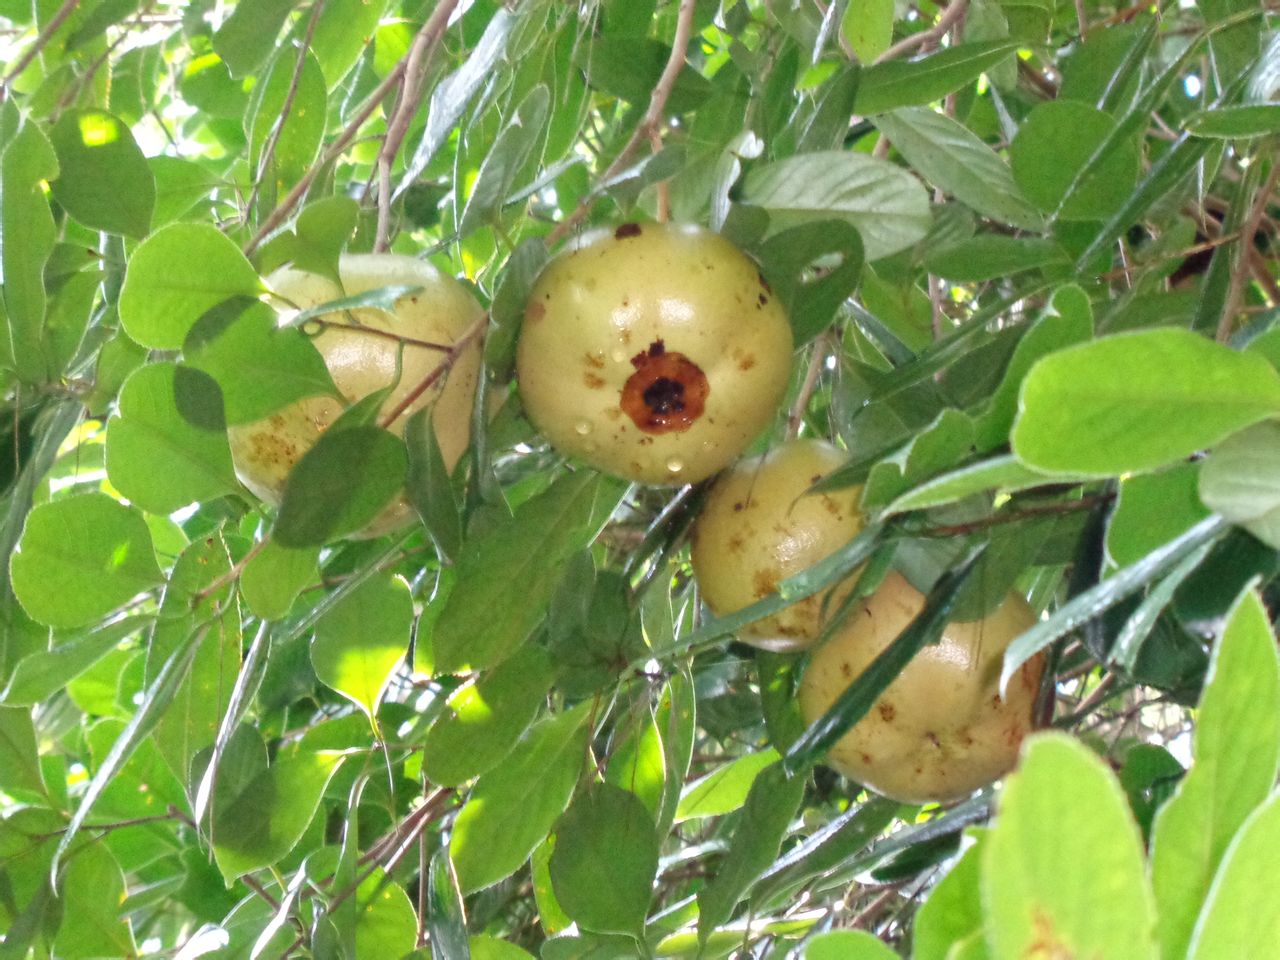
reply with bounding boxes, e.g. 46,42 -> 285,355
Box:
1217,159 -> 1280,343
375,0 -> 462,252
377,312 -> 488,428
546,0 -> 698,246
873,0 -> 970,64
246,0 -> 326,218
0,0 -> 80,98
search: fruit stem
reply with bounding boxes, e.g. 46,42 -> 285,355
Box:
378,312 -> 488,428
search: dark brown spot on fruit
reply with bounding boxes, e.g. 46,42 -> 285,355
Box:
738,354 -> 756,370
614,222 -> 642,240
878,702 -> 896,722
753,568 -> 779,599
842,662 -> 853,678
758,271 -> 772,295
732,501 -> 744,512
620,340 -> 709,434
757,293 -> 768,308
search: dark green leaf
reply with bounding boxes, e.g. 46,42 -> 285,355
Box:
854,41 -> 1018,114
405,406 -> 463,562
428,846 -> 470,960
1186,104 -> 1280,138
0,706 -> 45,798
924,235 -> 1067,282
758,220 -> 864,344
433,472 -> 627,673
0,615 -> 148,706
458,85 -> 551,238
550,784 -> 659,936
2,115 -> 58,384
213,0 -> 297,77
274,426 -> 408,547
696,762 -> 807,943
1106,464 -> 1210,569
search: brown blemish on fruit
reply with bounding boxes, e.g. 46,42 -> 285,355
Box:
620,339 -> 709,434
728,535 -> 744,553
584,352 -> 604,369
738,354 -> 756,371
615,222 -> 643,240
583,372 -> 605,389
732,501 -> 745,512
753,568 -> 779,599
878,702 -> 896,722
861,752 -> 873,765
821,495 -> 842,516
842,662 -> 853,679
757,293 -> 768,308
758,271 -> 772,295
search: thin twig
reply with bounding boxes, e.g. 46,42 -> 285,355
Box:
190,538 -> 269,606
873,0 -> 970,64
0,0 -> 80,98
547,0 -> 698,246
247,0 -> 326,218
377,312 -> 488,428
306,319 -> 455,352
785,332 -> 830,439
1217,159 -> 1280,342
376,0 -> 462,252
55,1 -> 152,117
917,493 -> 1113,538
245,60 -> 413,256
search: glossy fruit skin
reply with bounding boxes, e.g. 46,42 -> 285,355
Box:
228,254 -> 483,537
798,571 -> 1044,803
516,222 -> 794,485
690,438 -> 864,652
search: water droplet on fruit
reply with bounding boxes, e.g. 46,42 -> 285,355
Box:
611,349 -> 627,364
666,457 -> 684,474
574,421 -> 592,436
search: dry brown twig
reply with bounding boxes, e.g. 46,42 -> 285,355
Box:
1217,160 -> 1280,343
873,0 -> 970,64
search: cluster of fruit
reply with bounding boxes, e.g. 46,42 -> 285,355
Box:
231,222 -> 1040,804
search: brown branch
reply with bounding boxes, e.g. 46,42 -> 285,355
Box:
785,332 -> 831,439
546,0 -> 698,247
306,318 -> 454,353
247,0 -> 326,218
873,0 -> 970,64
244,60 -> 413,256
378,312 -> 488,428
375,0 -> 461,252
190,537 -> 268,606
1217,160 -> 1280,343
1,0 -> 80,98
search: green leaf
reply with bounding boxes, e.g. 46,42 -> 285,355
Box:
923,235 -> 1066,283
1185,104 -> 1280,139
350,869 -> 418,958
742,150 -> 931,260
49,109 -> 153,238
1010,100 -> 1140,221
854,41 -> 1018,114
696,762 -> 807,943
875,107 -> 1042,230
757,220 -> 864,345
183,297 -> 341,424
247,48 -> 327,198
878,454 -> 1086,516
52,842 -> 136,959
433,472 -> 627,673
1107,464 -> 1210,569
426,644 -> 555,787
148,534 -> 242,788
11,493 -> 162,630
428,847 -> 470,960
2,115 -> 58,384
458,84 -> 551,238
862,409 -> 976,512
211,727 -> 345,880
274,425 -> 408,547
105,362 -> 239,513
550,784 -> 658,937
581,35 -> 712,115
256,195 -> 359,284
0,706 -> 45,798
240,538 -> 318,620
982,734 -> 1156,960
471,935 -> 536,959
311,572 -> 412,719
1186,789 -> 1280,959
843,0 -> 893,62
405,406 -> 463,562
676,749 -> 780,823
1199,421 -> 1280,549
150,155 -> 221,226
452,703 -> 591,893
118,222 -> 263,349
213,0 -> 297,77
605,712 -> 666,818
310,0 -> 391,87
973,285 -> 1093,452
1012,329 -> 1280,476
913,831 -> 988,960
0,615 -> 148,706
804,930 -> 900,959
1151,590 -> 1280,960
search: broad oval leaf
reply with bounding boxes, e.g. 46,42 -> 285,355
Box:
11,494 -> 162,629
855,40 -> 1019,114
742,151 -> 931,261
1199,421 -> 1280,549
311,572 -> 412,719
1012,329 -> 1280,476
49,109 -> 154,238
118,223 -> 263,349
983,733 -> 1157,960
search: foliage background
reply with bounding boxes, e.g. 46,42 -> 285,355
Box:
1,0 -> 1280,957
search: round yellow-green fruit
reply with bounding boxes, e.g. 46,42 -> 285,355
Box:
516,221 -> 794,485
228,253 -> 483,537
798,572 -> 1044,803
689,438 -> 864,652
